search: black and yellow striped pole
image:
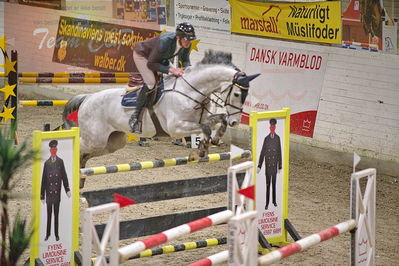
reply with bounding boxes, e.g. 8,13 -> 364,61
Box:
19,77 -> 129,83
19,100 -> 68,107
92,237 -> 226,264
0,72 -> 132,77
80,151 -> 252,176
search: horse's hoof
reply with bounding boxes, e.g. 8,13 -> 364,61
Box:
138,141 -> 149,147
188,152 -> 199,161
80,178 -> 86,189
199,150 -> 206,157
211,140 -> 219,146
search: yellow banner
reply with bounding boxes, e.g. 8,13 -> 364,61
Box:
230,0 -> 341,44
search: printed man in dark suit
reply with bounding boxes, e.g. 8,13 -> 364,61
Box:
41,140 -> 71,241
257,118 -> 282,210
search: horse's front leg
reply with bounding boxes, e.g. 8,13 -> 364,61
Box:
210,117 -> 228,146
188,114 -> 227,161
201,113 -> 228,146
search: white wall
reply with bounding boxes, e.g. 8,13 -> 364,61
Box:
162,24 -> 399,164
1,2 -> 397,164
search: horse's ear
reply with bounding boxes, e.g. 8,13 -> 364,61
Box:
235,73 -> 261,88
241,89 -> 248,104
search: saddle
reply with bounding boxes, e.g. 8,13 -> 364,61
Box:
121,73 -> 168,136
121,73 -> 163,108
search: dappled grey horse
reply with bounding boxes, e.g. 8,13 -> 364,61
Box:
62,50 -> 259,187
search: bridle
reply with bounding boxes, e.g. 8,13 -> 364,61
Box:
222,72 -> 248,117
163,71 -> 247,123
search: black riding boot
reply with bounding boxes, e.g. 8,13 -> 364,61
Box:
129,84 -> 150,133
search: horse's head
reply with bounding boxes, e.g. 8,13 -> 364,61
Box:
221,71 -> 260,127
186,50 -> 260,126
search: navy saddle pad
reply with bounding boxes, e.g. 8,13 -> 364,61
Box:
121,90 -> 139,107
121,83 -> 164,108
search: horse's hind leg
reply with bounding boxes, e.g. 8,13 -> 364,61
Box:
80,153 -> 91,189
106,131 -> 127,153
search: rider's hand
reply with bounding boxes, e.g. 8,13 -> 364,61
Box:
169,67 -> 184,77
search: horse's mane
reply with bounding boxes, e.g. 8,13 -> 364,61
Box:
163,50 -> 238,85
197,50 -> 234,67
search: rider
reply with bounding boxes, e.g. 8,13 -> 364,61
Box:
129,22 -> 196,133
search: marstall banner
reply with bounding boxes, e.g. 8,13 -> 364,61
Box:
52,16 -> 160,72
242,43 -> 328,138
230,0 -> 341,44
175,0 -> 230,32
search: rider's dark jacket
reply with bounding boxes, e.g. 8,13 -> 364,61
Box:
134,32 -> 191,74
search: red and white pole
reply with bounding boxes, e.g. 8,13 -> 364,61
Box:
258,219 -> 356,265
188,250 -> 229,266
118,210 -> 233,262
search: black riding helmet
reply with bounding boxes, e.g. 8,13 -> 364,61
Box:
176,22 -> 196,41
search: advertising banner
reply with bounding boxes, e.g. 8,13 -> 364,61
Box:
3,2 -> 161,72
230,0 -> 341,44
52,16 -> 160,72
175,0 -> 230,32
31,128 -> 80,265
242,43 -> 328,138
250,109 -> 291,246
342,0 -> 383,50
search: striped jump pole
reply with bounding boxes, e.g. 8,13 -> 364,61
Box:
1,72 -> 132,77
19,100 -> 68,106
92,237 -> 227,264
80,150 -> 251,176
258,219 -> 357,265
19,77 -> 129,83
188,250 -> 229,266
118,210 -> 233,262
132,237 -> 226,259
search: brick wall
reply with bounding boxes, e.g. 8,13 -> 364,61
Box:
171,25 -> 399,163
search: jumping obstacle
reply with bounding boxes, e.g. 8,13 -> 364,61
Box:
254,168 -> 376,265
82,161 -> 257,265
82,173 -> 245,239
19,77 -> 129,83
80,150 -> 251,176
0,72 -> 131,77
19,100 -> 68,106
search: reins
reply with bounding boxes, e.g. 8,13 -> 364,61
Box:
162,72 -> 245,123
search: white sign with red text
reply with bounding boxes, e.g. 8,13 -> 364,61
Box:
243,43 -> 328,137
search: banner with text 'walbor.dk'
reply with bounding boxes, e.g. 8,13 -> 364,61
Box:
230,0 -> 341,44
53,16 -> 159,72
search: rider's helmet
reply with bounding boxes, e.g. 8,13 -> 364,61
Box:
176,22 -> 196,41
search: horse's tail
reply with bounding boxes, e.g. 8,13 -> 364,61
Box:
62,94 -> 89,129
